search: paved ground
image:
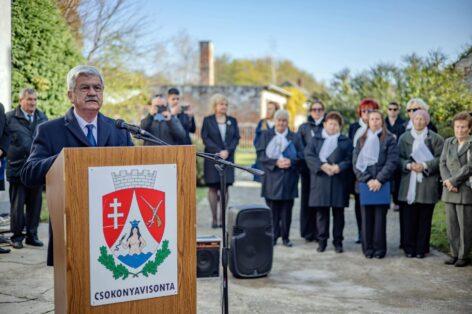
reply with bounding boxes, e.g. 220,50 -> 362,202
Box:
1,173 -> 471,313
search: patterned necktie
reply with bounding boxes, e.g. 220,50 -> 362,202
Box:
85,124 -> 97,146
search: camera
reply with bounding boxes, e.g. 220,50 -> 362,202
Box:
157,105 -> 168,114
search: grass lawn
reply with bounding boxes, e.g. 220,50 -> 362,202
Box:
235,148 -> 256,167
41,186 -> 209,223
430,202 -> 449,253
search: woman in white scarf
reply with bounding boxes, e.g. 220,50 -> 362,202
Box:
398,109 -> 444,259
353,110 -> 399,259
257,109 -> 300,248
305,112 -> 353,253
349,99 -> 380,244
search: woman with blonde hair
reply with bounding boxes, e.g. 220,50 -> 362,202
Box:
404,98 -> 438,133
201,94 -> 240,228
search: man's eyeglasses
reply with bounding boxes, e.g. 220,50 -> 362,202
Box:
407,108 -> 420,113
311,108 -> 324,112
388,108 -> 399,112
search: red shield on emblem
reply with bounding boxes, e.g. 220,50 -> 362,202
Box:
102,188 -> 166,249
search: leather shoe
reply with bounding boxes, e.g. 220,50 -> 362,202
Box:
374,254 -> 385,259
334,245 -> 343,253
0,247 -> 10,254
282,239 -> 293,247
416,254 -> 425,259
444,257 -> 458,265
11,241 -> 23,249
454,259 -> 470,267
405,253 -> 414,258
317,242 -> 326,252
26,238 -> 44,247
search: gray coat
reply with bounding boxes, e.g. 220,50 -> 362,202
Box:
353,131 -> 399,186
140,114 -> 186,145
397,130 -> 444,204
305,133 -> 353,208
440,137 -> 472,204
256,129 -> 300,200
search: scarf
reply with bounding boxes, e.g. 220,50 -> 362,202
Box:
353,118 -> 367,148
406,128 -> 434,204
319,129 -> 340,163
355,129 -> 382,172
266,129 -> 289,159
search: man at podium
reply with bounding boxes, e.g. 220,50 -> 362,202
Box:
21,65 -> 133,266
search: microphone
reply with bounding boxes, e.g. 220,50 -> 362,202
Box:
115,119 -> 150,137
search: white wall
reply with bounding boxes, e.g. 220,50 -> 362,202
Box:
0,0 -> 11,110
260,90 -> 288,119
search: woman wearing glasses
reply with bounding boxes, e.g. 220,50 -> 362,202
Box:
348,99 -> 380,244
297,100 -> 325,242
404,98 -> 438,133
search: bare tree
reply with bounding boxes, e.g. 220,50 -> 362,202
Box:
79,0 -> 150,64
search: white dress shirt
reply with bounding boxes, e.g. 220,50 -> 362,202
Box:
73,109 -> 97,143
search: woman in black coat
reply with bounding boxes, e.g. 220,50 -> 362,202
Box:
201,94 -> 240,228
305,112 -> 353,253
353,110 -> 399,259
348,99 -> 380,243
297,100 -> 325,242
256,109 -> 300,247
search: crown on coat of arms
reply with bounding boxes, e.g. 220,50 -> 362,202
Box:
111,170 -> 157,190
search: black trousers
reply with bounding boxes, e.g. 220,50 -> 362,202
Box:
403,203 -> 434,255
266,199 -> 294,242
361,205 -> 388,257
9,181 -> 42,242
354,193 -> 362,240
398,201 -> 406,249
315,207 -> 344,246
300,170 -> 317,240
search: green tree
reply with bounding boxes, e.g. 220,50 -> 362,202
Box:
12,0 -> 84,117
284,87 -> 307,128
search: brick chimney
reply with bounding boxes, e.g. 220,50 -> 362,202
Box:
199,41 -> 214,85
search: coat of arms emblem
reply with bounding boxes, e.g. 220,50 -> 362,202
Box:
97,169 -> 171,279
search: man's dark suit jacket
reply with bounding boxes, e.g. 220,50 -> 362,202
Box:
21,107 -> 133,266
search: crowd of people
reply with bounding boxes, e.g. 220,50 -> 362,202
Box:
0,64 -> 470,270
253,98 -> 471,267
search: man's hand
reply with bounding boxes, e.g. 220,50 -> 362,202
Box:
186,104 -> 194,116
218,150 -> 229,160
170,105 -> 180,116
149,104 -> 158,116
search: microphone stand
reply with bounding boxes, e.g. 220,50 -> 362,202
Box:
132,132 -> 263,314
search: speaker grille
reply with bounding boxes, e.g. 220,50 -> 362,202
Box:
228,206 -> 273,278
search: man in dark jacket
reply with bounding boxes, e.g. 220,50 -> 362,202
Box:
6,88 -> 48,249
0,103 -> 10,254
21,65 -> 133,266
167,88 -> 196,145
140,93 -> 186,145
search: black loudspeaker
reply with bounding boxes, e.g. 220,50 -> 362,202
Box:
227,205 -> 273,278
197,235 -> 220,278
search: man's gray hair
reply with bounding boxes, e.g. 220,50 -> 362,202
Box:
274,109 -> 290,121
406,98 -> 429,111
19,87 -> 36,99
67,65 -> 104,91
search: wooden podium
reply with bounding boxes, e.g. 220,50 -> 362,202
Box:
46,146 -> 196,313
